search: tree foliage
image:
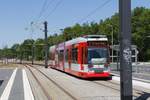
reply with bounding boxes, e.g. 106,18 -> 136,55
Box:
0,7 -> 150,61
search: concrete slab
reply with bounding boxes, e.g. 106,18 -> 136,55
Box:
22,69 -> 34,100
0,68 -> 17,100
0,69 -> 14,97
25,68 -> 47,100
8,69 -> 24,100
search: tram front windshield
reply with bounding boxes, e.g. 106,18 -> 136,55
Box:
88,48 -> 108,64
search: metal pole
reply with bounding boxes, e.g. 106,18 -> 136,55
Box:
32,44 -> 34,65
31,22 -> 34,65
119,0 -> 132,100
20,51 -> 23,64
111,25 -> 114,63
117,49 -> 119,71
135,49 -> 138,73
135,49 -> 138,64
44,21 -> 48,68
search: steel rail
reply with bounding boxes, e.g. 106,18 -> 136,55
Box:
24,64 -> 52,100
27,64 -> 78,100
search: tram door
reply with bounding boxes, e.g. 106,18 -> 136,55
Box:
65,48 -> 72,70
68,48 -> 72,70
55,52 -> 58,68
78,43 -> 87,71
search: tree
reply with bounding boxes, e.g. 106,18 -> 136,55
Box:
21,39 -> 34,60
11,44 -> 20,59
132,7 -> 150,61
1,7 -> 150,62
34,38 -> 44,60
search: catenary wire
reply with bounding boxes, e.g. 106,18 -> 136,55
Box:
77,0 -> 112,23
38,0 -> 49,20
38,0 -> 57,20
44,0 -> 63,19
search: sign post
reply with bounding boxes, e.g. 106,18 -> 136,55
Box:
44,21 -> 48,68
119,0 -> 133,100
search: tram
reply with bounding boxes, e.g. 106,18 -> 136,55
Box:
49,35 -> 110,78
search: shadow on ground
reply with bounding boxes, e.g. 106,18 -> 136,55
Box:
0,80 -> 4,86
135,92 -> 150,100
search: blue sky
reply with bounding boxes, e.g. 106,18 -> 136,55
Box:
0,0 -> 149,48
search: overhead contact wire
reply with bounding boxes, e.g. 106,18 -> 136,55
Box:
45,0 -> 63,19
78,0 -> 112,23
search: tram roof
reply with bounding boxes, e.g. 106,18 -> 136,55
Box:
49,35 -> 108,49
65,35 -> 108,46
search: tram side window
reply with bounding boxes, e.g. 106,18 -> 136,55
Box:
58,50 -> 64,61
72,48 -> 77,63
65,49 -> 69,61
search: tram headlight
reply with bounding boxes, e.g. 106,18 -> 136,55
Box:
104,63 -> 110,72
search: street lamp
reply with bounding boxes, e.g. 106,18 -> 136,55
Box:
30,22 -> 35,65
31,43 -> 35,65
60,29 -> 66,71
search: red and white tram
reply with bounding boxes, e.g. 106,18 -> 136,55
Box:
49,35 -> 110,78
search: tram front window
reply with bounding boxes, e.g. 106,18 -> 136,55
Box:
88,48 -> 108,64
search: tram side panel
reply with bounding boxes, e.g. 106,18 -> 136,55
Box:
64,43 -> 84,77
49,35 -> 111,78
49,42 -> 110,78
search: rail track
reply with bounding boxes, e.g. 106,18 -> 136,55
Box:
24,64 -> 78,100
24,64 -> 149,100
92,79 -> 147,99
24,64 -> 51,100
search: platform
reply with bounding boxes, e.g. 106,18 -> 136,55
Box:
0,64 -> 150,100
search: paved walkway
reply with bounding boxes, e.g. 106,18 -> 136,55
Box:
0,68 -> 33,100
0,64 -> 150,100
